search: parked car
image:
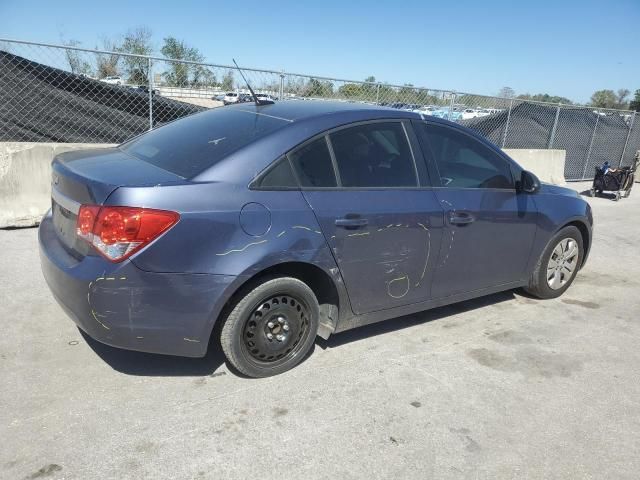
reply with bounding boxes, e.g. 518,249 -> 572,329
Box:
256,93 -> 276,102
100,76 -> 123,85
417,105 -> 438,116
223,92 -> 241,105
461,108 -> 480,120
432,107 -> 463,121
40,101 -> 592,377
136,85 -> 159,95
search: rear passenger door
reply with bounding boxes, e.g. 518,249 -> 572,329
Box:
413,121 -> 538,298
291,121 -> 445,315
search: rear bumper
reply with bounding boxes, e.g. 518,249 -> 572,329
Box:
39,211 -> 237,357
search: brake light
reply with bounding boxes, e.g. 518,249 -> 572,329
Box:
76,205 -> 179,262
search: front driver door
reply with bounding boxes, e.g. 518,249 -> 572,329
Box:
289,121 -> 444,315
413,121 -> 538,298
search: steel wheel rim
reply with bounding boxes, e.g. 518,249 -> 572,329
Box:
241,294 -> 311,365
546,238 -> 579,290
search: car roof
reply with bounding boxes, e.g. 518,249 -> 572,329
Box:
223,99 -> 419,122
192,100 -> 463,182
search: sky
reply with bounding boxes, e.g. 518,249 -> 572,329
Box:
1,0 -> 638,104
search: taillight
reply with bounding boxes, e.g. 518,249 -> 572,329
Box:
76,205 -> 179,262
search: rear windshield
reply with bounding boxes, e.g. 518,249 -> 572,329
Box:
120,108 -> 289,178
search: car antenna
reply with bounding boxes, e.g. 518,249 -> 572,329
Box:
232,59 -> 274,106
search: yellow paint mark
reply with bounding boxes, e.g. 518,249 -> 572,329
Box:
215,240 -> 268,256
91,310 -> 110,330
387,275 -> 410,299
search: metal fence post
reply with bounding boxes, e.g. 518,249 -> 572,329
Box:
618,111 -> 636,167
375,83 -> 380,105
147,57 -> 153,131
501,99 -> 514,148
279,71 -> 284,100
582,114 -> 600,179
548,103 -> 561,148
448,92 -> 456,121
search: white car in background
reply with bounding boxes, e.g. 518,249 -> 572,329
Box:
416,105 -> 437,116
223,92 -> 241,105
461,108 -> 480,120
256,93 -> 276,102
100,76 -> 123,85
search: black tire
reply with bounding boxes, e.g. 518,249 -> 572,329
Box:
524,226 -> 584,299
220,277 -> 319,378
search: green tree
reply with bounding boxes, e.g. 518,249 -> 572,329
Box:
95,36 -> 121,79
517,93 -> 573,104
62,38 -> 94,76
303,78 -> 334,97
120,27 -> 153,85
629,89 -> 640,112
616,89 -> 630,109
338,83 -> 364,98
221,71 -> 234,91
160,36 -> 209,87
590,89 -> 618,109
498,86 -> 515,99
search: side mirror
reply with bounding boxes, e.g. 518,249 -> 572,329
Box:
520,170 -> 540,194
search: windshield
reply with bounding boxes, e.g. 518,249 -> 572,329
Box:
121,108 -> 290,178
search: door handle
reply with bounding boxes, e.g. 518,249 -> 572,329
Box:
335,217 -> 368,229
449,211 -> 475,225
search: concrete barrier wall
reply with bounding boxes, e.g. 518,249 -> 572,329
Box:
0,143 -> 115,228
0,143 -> 569,229
503,149 -> 567,185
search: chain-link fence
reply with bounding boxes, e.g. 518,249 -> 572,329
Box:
1,38 -> 637,180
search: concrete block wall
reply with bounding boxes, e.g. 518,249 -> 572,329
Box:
0,143 -> 115,228
503,149 -> 566,185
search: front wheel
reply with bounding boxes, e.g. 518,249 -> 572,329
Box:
220,277 -> 319,378
524,226 -> 583,299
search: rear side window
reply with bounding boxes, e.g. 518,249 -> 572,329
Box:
121,109 -> 288,178
288,137 -> 337,187
253,157 -> 298,189
416,123 -> 513,189
329,122 -> 417,188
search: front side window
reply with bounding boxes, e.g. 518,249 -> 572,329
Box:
417,123 -> 513,189
288,137 -> 337,187
329,122 -> 417,188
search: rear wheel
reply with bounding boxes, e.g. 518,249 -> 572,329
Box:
524,226 -> 583,299
220,277 -> 319,378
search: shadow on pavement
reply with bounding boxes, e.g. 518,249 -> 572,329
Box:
80,328 -> 226,377
80,289 -> 519,376
318,290 -> 518,349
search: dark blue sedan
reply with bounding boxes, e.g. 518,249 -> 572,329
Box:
39,100 -> 592,377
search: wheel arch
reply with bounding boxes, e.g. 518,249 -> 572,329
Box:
212,261 -> 346,345
559,219 -> 591,268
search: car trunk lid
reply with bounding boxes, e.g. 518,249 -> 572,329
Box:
50,147 -> 184,257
